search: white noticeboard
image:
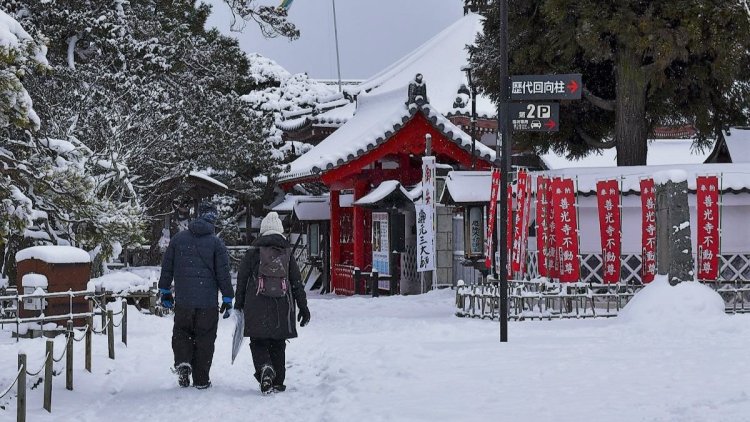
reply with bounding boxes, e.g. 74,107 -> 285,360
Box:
372,212 -> 390,277
416,204 -> 435,272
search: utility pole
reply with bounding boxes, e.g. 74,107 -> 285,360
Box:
497,0 -> 510,343
331,0 -> 343,92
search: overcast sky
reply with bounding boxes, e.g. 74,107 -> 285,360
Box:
205,0 -> 465,80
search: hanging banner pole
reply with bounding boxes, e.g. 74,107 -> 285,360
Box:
486,169 -> 501,269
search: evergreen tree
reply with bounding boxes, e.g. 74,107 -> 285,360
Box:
470,1 -> 750,165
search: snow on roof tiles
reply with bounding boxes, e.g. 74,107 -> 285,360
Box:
724,128 -> 750,163
354,180 -> 412,206
279,87 -> 496,183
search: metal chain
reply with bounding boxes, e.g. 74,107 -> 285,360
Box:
91,326 -> 106,334
52,344 -> 67,363
112,315 -> 124,328
0,366 -> 22,400
25,352 -> 50,377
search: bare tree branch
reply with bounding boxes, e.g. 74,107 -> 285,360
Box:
583,87 -> 616,111
576,126 -> 617,149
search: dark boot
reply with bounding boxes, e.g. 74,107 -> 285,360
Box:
175,363 -> 191,388
260,365 -> 275,394
272,384 -> 286,393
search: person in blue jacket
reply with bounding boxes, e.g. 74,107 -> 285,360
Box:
158,201 -> 234,389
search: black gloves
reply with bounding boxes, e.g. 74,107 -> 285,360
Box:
297,305 -> 311,327
220,297 -> 232,319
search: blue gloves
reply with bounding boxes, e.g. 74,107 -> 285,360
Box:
159,288 -> 174,309
219,296 -> 233,319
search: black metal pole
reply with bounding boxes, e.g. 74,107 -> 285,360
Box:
471,77 -> 477,170
497,0 -> 510,343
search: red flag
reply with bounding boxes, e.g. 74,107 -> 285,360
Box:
506,186 -> 513,277
596,180 -> 622,284
552,178 -> 580,282
536,176 -> 549,277
512,171 -> 529,273
485,169 -> 501,269
640,179 -> 657,283
519,172 -> 533,276
547,178 -> 559,279
696,176 -> 720,280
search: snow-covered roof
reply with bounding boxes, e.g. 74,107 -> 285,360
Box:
724,128 -> 750,163
545,162 -> 750,195
347,12 -> 494,118
188,171 -> 228,190
22,273 -> 48,288
279,87 -> 496,182
16,246 -> 91,264
271,195 -> 331,220
441,171 -> 494,203
354,180 -> 412,206
541,139 -> 714,170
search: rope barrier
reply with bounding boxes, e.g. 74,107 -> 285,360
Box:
25,352 -> 50,377
72,326 -> 89,342
0,366 -> 22,400
52,345 -> 67,363
91,326 -> 106,335
112,316 -> 124,328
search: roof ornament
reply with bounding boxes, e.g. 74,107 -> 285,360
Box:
406,73 -> 429,106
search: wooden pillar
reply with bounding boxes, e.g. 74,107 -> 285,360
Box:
330,190 -> 341,278
353,180 -> 368,270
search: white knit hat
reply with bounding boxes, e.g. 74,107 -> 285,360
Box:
259,212 -> 284,237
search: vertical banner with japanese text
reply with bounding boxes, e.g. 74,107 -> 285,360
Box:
553,178 -> 580,282
696,175 -> 720,280
485,168 -> 501,269
511,171 -> 529,273
547,178 -> 559,279
596,180 -> 621,284
520,172 -> 533,276
417,156 -> 437,273
640,178 -> 657,283
536,176 -> 550,277
505,187 -> 514,277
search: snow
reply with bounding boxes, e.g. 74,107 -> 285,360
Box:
21,274 -> 47,288
348,13 -> 495,119
353,180 -> 411,205
653,169 -> 689,184
0,10 -> 48,66
38,138 -> 77,154
0,277 -> 7,289
541,138 -> 714,169
441,171 -> 493,203
271,195 -> 331,221
15,246 -> 91,264
724,127 -> 750,162
3,284 -> 750,421
87,270 -> 154,294
188,171 -> 228,190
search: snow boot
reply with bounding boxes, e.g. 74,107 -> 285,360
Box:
272,384 -> 287,393
175,363 -> 192,388
195,381 -> 212,390
259,365 -> 276,395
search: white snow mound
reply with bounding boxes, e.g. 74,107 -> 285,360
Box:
619,276 -> 725,325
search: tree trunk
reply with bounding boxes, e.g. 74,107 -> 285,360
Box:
615,49 -> 649,166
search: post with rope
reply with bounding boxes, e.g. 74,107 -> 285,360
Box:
43,339 -> 53,412
85,315 -> 92,372
121,299 -> 128,346
18,353 -> 26,422
107,310 -> 115,359
100,293 -> 107,334
66,321 -> 73,391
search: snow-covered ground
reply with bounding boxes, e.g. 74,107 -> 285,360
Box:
2,277 -> 750,421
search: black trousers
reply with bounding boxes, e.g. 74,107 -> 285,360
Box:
249,338 -> 287,385
173,306 -> 219,386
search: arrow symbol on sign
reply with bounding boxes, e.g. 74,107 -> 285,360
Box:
567,79 -> 579,93
545,120 -> 556,129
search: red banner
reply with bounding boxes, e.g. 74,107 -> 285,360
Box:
697,175 -> 720,280
485,168 -> 501,269
547,178 -> 559,279
512,171 -> 529,273
552,178 -> 580,282
596,180 -> 621,284
640,179 -> 657,283
536,176 -> 550,277
506,187 -> 513,277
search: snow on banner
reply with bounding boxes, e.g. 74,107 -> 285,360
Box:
485,168 -> 501,269
640,178 -> 657,283
696,175 -> 720,281
596,179 -> 622,284
553,178 -> 580,282
536,176 -> 550,277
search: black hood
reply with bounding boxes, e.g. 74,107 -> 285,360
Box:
189,218 -> 215,236
252,233 -> 289,248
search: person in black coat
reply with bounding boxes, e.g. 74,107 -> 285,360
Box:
158,201 -> 234,389
235,211 -> 310,393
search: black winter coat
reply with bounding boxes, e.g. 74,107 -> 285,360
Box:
235,234 -> 307,340
158,218 -> 234,309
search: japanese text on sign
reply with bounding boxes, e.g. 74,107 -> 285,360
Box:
596,180 -> 621,284
696,176 -> 720,281
640,179 -> 657,283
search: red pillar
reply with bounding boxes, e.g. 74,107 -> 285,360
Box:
353,179 -> 368,270
330,190 -> 341,276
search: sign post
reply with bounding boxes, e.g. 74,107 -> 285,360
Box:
497,0 -> 510,343
509,103 -> 560,132
417,137 -> 436,291
510,74 -> 582,101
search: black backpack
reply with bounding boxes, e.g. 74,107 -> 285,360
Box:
255,246 -> 291,298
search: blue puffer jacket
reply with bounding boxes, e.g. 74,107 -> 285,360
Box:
158,218 -> 234,309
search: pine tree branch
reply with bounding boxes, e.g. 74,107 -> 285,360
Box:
575,127 -> 617,149
583,88 -> 615,111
